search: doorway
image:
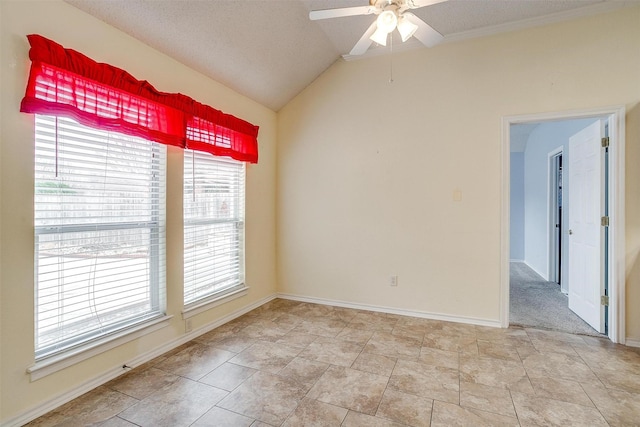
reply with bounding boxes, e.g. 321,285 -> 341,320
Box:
549,150 -> 563,286
501,106 -> 626,344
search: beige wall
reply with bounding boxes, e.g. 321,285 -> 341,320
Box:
0,1 -> 277,422
2,0 -> 640,423
277,7 -> 640,331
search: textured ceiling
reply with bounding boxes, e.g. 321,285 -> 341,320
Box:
64,0 -> 626,111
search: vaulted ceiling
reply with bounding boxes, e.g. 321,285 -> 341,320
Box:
65,0 -> 627,111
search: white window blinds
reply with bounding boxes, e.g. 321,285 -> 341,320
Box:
34,115 -> 166,360
184,150 -> 245,306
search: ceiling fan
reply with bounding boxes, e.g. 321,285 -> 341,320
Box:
309,0 -> 448,56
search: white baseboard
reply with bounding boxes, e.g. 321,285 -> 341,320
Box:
522,260 -> 549,281
277,293 -> 501,328
625,337 -> 640,348
4,294 -> 277,427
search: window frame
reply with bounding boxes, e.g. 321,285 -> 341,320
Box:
33,114 -> 169,363
182,150 -> 247,314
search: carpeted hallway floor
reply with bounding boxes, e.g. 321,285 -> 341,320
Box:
510,262 -> 601,336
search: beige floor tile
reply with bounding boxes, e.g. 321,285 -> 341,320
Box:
418,346 -> 459,370
396,316 -> 441,331
107,367 -> 179,400
431,400 -> 519,427
376,388 -> 433,427
528,376 -> 594,407
30,300 -> 640,427
336,326 -> 375,345
529,339 -> 580,357
477,340 -> 521,362
119,378 -> 227,427
288,302 -> 347,320
229,341 -> 301,374
161,341 -> 200,357
271,313 -> 305,329
347,311 -> 399,332
195,327 -> 244,346
25,386 -> 137,427
307,365 -> 389,415
459,381 -> 516,417
574,344 -> 640,373
459,354 -> 529,391
511,391 -> 608,426
191,406 -> 254,427
351,352 -> 397,377
391,325 -> 426,341
282,397 -> 348,427
578,334 -> 621,348
364,331 -> 422,359
205,335 -> 258,353
582,383 -> 640,426
100,417 -> 139,427
475,326 -> 530,345
240,321 -> 295,342
156,343 -> 235,380
298,336 -> 363,367
199,362 -> 257,391
342,411 -> 408,427
276,331 -> 320,349
459,340 -> 480,355
128,355 -> 168,372
441,322 -> 478,338
423,331 -> 477,353
197,323 -> 247,344
291,318 -> 349,338
516,344 -> 539,360
277,356 -> 329,389
522,351 -> 600,385
217,371 -> 307,426
524,328 -> 586,345
594,368 -> 640,393
329,306 -> 361,322
388,359 -> 459,404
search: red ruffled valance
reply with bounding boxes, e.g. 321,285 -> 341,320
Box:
20,34 -> 259,163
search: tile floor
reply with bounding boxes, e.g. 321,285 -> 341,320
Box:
26,299 -> 640,426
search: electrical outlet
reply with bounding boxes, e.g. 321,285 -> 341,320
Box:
390,275 -> 398,287
185,318 -> 193,333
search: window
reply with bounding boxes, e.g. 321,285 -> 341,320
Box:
184,150 -> 245,306
34,115 -> 166,360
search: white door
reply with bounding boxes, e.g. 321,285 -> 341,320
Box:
568,120 -> 604,332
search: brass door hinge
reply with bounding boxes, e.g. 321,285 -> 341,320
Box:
601,295 -> 609,306
601,137 -> 610,148
601,216 -> 610,227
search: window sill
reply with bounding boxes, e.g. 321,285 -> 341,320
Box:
27,315 -> 173,382
182,285 -> 249,320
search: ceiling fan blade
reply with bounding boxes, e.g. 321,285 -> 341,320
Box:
349,21 -> 378,56
404,13 -> 443,47
309,5 -> 375,21
406,0 -> 448,9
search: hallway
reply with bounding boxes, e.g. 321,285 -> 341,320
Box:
510,262 -> 600,336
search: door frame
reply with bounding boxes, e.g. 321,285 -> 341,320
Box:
548,148 -> 563,288
501,106 -> 625,344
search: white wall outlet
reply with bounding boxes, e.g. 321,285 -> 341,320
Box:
185,318 -> 193,333
390,275 -> 398,287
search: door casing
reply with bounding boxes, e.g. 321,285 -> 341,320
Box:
548,148 -> 563,288
501,106 -> 625,344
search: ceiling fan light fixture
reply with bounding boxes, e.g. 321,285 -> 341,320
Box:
397,16 -> 418,42
369,26 -> 388,46
376,10 -> 398,33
